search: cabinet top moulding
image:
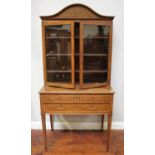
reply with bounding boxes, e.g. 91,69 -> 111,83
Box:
39,85 -> 115,95
40,3 -> 114,20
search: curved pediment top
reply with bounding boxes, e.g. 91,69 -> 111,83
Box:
40,3 -> 114,20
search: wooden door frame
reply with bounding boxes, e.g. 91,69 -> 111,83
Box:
79,20 -> 113,89
42,20 -> 75,88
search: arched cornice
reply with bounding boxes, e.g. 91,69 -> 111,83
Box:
40,4 -> 114,20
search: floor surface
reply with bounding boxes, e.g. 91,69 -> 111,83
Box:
31,130 -> 124,155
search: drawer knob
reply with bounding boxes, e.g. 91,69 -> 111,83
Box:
57,105 -> 64,110
89,105 -> 96,110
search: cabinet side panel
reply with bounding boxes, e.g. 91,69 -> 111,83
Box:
42,22 -> 47,84
107,21 -> 113,84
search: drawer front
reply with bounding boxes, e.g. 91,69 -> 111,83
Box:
40,94 -> 112,104
43,103 -> 111,113
78,103 -> 110,112
44,104 -> 78,112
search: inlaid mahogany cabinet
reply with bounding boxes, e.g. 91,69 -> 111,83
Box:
39,4 -> 115,152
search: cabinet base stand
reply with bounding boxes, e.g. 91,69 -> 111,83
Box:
40,86 -> 114,152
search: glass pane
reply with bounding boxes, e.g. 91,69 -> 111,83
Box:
84,25 -> 109,54
45,24 -> 72,83
46,25 -> 71,38
84,56 -> 108,70
84,38 -> 109,54
46,56 -> 71,70
84,72 -> 107,83
83,24 -> 109,83
47,73 -> 71,82
84,25 -> 109,38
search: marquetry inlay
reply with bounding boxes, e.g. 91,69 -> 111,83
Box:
40,94 -> 112,104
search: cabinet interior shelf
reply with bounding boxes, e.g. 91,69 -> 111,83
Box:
46,37 -> 79,39
46,37 -> 71,39
46,36 -> 109,39
84,36 -> 109,39
47,70 -> 71,73
77,54 -> 108,56
80,70 -> 107,73
46,53 -> 71,56
47,70 -> 107,73
46,53 -> 108,56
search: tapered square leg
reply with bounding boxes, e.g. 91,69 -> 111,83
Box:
106,114 -> 112,152
50,114 -> 53,131
41,114 -> 47,151
101,114 -> 104,131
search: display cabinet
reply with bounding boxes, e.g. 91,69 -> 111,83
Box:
42,10 -> 113,89
39,4 -> 115,152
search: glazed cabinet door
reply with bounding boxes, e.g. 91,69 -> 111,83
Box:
79,21 -> 112,88
42,21 -> 75,88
